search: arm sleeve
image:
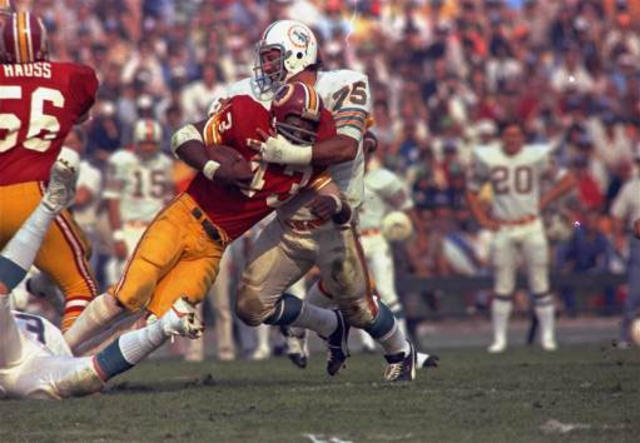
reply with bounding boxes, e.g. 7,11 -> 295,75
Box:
331,76 -> 372,142
467,150 -> 490,192
70,65 -> 99,118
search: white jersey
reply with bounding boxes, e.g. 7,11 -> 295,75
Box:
12,311 -> 72,358
468,144 -> 556,222
611,177 -> 640,231
209,70 -> 372,214
104,150 -> 173,223
359,165 -> 413,230
72,160 -> 102,233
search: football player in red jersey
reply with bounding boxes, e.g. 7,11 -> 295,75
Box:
0,12 -> 99,331
64,82 -> 353,358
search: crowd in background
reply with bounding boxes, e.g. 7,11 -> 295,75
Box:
17,0 -> 640,318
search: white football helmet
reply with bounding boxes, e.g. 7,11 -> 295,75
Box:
133,118 -> 163,145
254,20 -> 319,93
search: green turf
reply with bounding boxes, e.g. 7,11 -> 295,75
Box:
0,344 -> 638,442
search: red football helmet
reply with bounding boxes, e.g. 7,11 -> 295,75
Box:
0,12 -> 48,64
271,81 -> 324,145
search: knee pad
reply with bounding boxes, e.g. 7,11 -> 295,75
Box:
236,286 -> 273,327
264,293 -> 303,326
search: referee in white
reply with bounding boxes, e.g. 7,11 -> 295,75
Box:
611,145 -> 640,347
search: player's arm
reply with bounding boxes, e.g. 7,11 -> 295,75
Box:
254,78 -> 372,166
308,178 -> 353,225
102,160 -> 127,260
170,110 -> 252,186
539,154 -> 576,210
465,152 -> 499,231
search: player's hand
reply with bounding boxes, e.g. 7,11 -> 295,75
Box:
308,195 -> 342,220
248,129 -> 309,165
113,240 -> 128,260
216,162 -> 254,188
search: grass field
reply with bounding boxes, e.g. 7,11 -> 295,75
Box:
0,344 -> 638,442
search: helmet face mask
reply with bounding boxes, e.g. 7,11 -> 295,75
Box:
275,115 -> 319,146
253,44 -> 288,94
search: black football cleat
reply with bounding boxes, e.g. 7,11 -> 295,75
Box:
384,340 -> 416,382
326,310 -> 350,376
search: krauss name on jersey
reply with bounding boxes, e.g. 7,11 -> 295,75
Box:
2,61 -> 52,78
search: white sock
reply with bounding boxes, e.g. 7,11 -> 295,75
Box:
354,328 -> 376,350
291,302 -> 337,337
64,293 -> 125,353
117,319 -> 167,365
491,298 -> 512,345
396,318 -> 408,337
535,296 -> 555,343
377,321 -> 411,356
2,202 -> 55,271
255,324 -> 270,352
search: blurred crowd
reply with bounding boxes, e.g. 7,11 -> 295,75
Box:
16,0 -> 640,317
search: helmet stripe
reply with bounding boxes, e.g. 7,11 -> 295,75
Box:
17,12 -> 28,63
25,12 -> 33,62
12,13 -> 20,62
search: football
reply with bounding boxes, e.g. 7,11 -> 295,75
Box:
205,144 -> 253,180
382,211 -> 413,242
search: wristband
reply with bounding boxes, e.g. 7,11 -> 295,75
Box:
328,194 -> 342,214
203,160 -> 221,181
112,229 -> 125,242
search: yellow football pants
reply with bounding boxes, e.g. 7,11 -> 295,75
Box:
111,193 -> 226,317
0,181 -> 97,331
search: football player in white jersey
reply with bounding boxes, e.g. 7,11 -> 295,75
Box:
0,149 -> 202,400
202,20 -> 417,380
104,119 -> 174,283
466,121 -> 575,353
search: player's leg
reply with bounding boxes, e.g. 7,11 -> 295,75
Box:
64,198 -> 190,352
34,208 -> 98,331
317,227 -> 416,381
0,149 -> 79,366
237,221 -> 349,373
523,222 -> 556,351
621,237 -> 640,344
50,298 -> 203,399
489,228 -> 517,353
281,277 -> 310,367
210,249 -> 236,360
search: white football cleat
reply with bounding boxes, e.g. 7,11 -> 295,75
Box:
162,297 -> 204,339
43,147 -> 80,213
488,339 -> 507,354
541,336 -> 558,352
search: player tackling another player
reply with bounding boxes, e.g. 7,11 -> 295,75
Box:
212,20 -> 420,380
0,150 -> 203,399
467,121 -> 576,353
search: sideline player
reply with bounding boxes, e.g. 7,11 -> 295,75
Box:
0,149 -> 203,400
64,83 -> 352,357
0,12 -> 99,331
212,20 -> 417,381
466,121 -> 575,353
104,119 -> 173,284
610,147 -> 640,347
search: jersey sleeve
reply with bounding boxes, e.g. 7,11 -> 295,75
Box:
69,64 -> 98,119
103,154 -> 127,199
468,149 -> 490,192
202,102 -> 236,147
611,182 -> 631,221
331,74 -> 372,142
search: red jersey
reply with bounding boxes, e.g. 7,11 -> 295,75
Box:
186,95 -> 335,240
0,61 -> 98,185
